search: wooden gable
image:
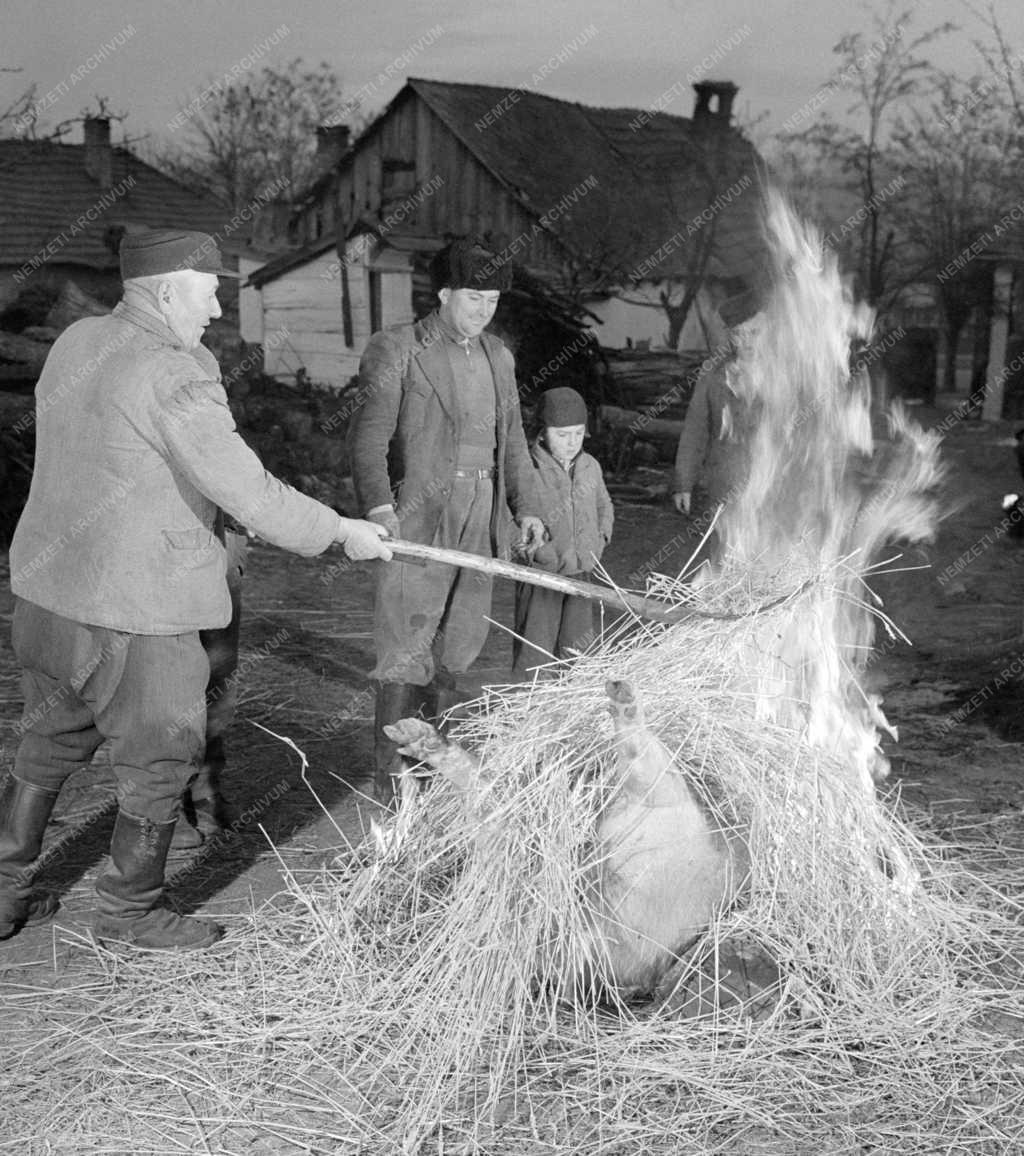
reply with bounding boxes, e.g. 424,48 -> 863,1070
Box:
335,87 -> 569,274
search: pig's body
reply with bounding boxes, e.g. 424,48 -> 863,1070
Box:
383,680 -> 747,997
590,680 -> 747,994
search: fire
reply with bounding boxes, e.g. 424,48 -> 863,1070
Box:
712,190 -> 944,800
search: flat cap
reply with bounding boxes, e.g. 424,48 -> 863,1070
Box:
120,228 -> 239,280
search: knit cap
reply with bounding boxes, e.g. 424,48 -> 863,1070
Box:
539,387 -> 587,429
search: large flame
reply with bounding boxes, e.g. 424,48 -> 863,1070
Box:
711,190 -> 944,800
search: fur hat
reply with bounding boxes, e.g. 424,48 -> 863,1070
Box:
717,265 -> 774,328
539,387 -> 588,429
431,239 -> 512,292
718,285 -> 762,328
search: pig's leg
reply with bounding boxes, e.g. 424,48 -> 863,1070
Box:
604,680 -> 642,760
382,718 -> 480,795
604,679 -> 678,802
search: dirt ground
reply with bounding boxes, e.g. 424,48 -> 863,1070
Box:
0,399 -> 1022,987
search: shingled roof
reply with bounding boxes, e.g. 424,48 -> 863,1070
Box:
0,126 -> 233,275
402,77 -> 769,286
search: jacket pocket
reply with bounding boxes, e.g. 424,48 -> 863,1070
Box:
164,527 -> 219,552
163,528 -> 222,588
398,382 -> 430,427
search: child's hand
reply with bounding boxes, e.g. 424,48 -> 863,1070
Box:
531,542 -> 561,571
511,540 -> 535,564
518,515 -> 546,550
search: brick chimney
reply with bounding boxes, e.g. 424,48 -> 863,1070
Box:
316,124 -> 351,174
84,116 -> 113,187
692,81 -> 738,129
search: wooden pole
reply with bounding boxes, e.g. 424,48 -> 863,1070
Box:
385,539 -> 688,624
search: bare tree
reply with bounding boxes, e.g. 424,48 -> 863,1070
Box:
777,3 -> 954,316
0,68 -> 37,140
966,0 -> 1024,127
150,59 -> 347,213
890,67 -> 1022,394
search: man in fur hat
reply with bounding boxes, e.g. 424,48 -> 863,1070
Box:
348,240 -> 544,803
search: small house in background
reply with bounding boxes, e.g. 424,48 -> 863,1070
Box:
247,76 -> 767,389
0,118 -> 246,316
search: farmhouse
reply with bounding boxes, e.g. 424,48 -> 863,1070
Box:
247,77 -> 767,388
0,117 -> 242,311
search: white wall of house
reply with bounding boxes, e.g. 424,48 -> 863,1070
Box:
585,281 -> 718,351
345,234 -> 414,353
261,250 -> 351,387
259,239 -> 414,389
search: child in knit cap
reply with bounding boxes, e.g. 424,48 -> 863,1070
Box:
513,387 -> 614,675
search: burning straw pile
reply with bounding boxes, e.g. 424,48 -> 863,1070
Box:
3,192 -> 1023,1154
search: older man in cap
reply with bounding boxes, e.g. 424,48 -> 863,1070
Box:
348,240 -> 544,803
0,228 -> 391,951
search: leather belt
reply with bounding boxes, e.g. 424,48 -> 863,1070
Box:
452,467 -> 494,479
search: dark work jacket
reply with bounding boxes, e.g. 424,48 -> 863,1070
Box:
347,313 -> 539,558
673,361 -> 752,507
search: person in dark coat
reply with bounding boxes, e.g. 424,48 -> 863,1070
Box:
671,285 -> 765,517
169,517 -> 246,851
347,240 -> 544,803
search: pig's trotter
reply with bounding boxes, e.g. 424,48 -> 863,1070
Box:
382,717 -> 447,768
605,679 -> 639,723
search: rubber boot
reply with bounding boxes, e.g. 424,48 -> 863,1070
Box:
373,682 -> 428,806
168,810 -> 203,852
93,811 -> 223,950
423,668 -> 453,729
0,776 -> 60,941
190,737 -> 228,838
429,667 -> 473,732
169,740 -> 227,852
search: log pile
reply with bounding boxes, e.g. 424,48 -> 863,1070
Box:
594,349 -> 709,471
0,331 -> 53,379
603,348 -> 706,419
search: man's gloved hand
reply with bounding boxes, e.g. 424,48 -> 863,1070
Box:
672,491 -> 691,515
336,517 -> 393,561
517,515 -> 546,551
367,506 -> 401,540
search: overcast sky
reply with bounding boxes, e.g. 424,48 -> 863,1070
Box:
4,0 -> 1024,148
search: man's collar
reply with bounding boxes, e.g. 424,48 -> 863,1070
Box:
431,309 -> 480,348
113,299 -> 186,349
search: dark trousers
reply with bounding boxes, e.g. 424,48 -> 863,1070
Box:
11,598 -> 209,823
199,529 -> 245,749
373,476 -> 494,686
512,575 -> 595,674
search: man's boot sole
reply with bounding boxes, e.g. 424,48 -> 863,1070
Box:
93,917 -> 223,952
0,894 -> 60,941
